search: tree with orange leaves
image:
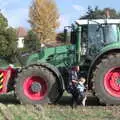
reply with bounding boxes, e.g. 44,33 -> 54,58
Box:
29,0 -> 60,44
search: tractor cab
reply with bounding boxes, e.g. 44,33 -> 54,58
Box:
76,19 -> 120,58
64,19 -> 120,60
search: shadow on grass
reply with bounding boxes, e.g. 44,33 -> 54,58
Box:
0,92 -> 102,106
57,94 -> 102,106
0,93 -> 19,104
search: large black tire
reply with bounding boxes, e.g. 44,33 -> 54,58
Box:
93,53 -> 120,105
15,65 -> 63,104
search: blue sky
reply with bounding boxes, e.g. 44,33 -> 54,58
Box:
0,0 -> 120,31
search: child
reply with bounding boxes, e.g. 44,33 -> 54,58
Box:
68,66 -> 87,107
71,77 -> 87,107
76,77 -> 87,106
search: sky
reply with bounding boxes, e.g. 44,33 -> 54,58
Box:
0,0 -> 120,31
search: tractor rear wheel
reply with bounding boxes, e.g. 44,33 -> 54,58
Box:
15,65 -> 63,104
93,53 -> 120,105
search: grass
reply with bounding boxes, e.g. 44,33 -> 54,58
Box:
0,92 -> 119,120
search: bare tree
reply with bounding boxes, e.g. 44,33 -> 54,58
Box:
29,0 -> 60,44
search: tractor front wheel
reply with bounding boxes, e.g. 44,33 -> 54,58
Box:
15,65 -> 63,104
93,53 -> 120,105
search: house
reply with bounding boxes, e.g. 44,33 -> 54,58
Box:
16,27 -> 27,48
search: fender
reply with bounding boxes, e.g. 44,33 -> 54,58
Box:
88,47 -> 120,89
26,62 -> 65,90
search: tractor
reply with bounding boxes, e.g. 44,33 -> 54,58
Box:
1,18 -> 120,105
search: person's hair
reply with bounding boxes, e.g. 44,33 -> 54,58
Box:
71,66 -> 79,71
79,77 -> 86,83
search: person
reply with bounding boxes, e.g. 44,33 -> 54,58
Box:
76,77 -> 87,106
68,66 -> 87,107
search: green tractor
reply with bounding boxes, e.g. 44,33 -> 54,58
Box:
1,18 -> 120,105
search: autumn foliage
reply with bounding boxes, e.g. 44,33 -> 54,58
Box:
29,0 -> 60,44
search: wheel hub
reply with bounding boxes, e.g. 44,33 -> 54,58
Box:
104,67 -> 120,97
31,82 -> 42,93
23,76 -> 48,100
117,79 -> 120,85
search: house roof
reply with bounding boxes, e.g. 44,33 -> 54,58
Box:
17,26 -> 27,37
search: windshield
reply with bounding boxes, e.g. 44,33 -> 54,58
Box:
103,25 -> 118,44
87,24 -> 119,58
88,24 -> 104,45
87,24 -> 104,58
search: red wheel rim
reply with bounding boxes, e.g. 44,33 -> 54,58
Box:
23,76 -> 48,100
104,67 -> 120,97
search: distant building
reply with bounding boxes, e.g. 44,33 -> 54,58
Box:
16,27 -> 27,48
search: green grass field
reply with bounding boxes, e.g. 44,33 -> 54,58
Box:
0,92 -> 120,120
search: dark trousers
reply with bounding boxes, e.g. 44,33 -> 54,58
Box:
71,88 -> 85,107
68,84 -> 86,107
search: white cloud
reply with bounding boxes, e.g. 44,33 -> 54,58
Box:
0,1 -> 9,9
0,0 -> 30,28
58,15 -> 70,32
72,5 -> 87,16
0,0 -> 21,9
6,8 -> 30,28
73,5 -> 82,11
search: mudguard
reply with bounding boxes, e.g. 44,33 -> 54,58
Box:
25,62 -> 65,90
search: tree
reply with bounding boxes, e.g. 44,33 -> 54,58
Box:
29,0 -> 60,44
24,30 -> 40,52
80,6 -> 120,19
0,11 -> 8,32
6,27 -> 17,54
0,11 -> 17,62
